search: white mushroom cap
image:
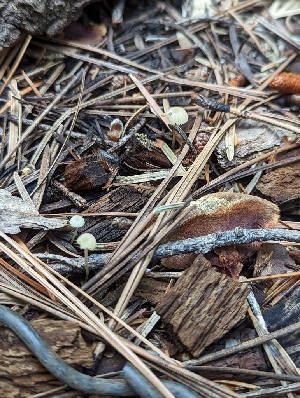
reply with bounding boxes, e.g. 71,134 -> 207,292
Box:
70,215 -> 85,228
77,233 -> 97,250
165,107 -> 189,125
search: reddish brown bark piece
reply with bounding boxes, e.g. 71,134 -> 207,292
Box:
156,255 -> 250,357
256,162 -> 300,204
0,318 -> 96,397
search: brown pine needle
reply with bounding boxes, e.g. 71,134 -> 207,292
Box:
241,271 -> 300,283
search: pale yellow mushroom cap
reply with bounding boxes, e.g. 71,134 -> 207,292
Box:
70,215 -> 85,228
165,107 -> 189,125
77,233 -> 97,250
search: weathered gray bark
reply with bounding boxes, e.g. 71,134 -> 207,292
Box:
0,0 -> 93,51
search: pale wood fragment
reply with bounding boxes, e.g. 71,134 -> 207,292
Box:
0,189 -> 67,233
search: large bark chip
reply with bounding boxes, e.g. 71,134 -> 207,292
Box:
0,0 -> 93,51
156,255 -> 250,356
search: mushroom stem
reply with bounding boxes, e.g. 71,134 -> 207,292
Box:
77,232 -> 97,281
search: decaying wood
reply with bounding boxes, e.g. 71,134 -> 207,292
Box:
254,282 -> 300,370
0,0 -> 92,52
215,116 -> 297,170
63,154 -> 109,191
156,255 -> 250,357
0,189 -> 67,233
194,328 -> 268,381
135,278 -> 169,305
256,150 -> 300,204
79,184 -> 155,242
0,318 -> 96,398
254,242 -> 298,278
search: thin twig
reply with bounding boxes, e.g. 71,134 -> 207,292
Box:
153,228 -> 300,260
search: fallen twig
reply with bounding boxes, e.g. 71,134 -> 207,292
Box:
153,228 -> 300,260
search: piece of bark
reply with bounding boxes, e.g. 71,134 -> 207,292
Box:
196,327 -> 268,381
0,318 -> 96,397
78,185 -> 155,241
121,135 -> 172,172
63,155 -> 109,191
254,242 -> 298,278
135,278 -> 169,305
258,285 -> 300,368
0,189 -> 68,233
256,150 -> 300,204
156,255 -> 250,357
0,0 -> 93,51
215,114 -> 296,170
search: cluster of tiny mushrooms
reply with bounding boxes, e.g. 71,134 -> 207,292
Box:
70,215 -> 96,281
70,107 -> 189,280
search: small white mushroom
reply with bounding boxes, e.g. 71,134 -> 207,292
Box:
77,233 -> 97,281
165,107 -> 189,125
69,215 -> 85,244
70,215 -> 85,228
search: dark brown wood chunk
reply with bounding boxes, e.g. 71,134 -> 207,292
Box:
63,155 -> 109,191
198,328 -> 268,381
156,255 -> 250,357
135,278 -> 169,305
80,185 -> 155,241
256,162 -> 300,204
254,242 -> 298,278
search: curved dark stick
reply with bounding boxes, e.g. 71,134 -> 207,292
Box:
0,305 -> 201,397
123,362 -> 202,398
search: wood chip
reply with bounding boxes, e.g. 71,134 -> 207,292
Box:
0,318 -> 96,397
156,255 -> 250,356
0,189 -> 67,233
